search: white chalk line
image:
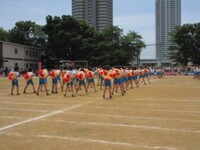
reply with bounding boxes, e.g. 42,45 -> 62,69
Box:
0,101 -> 76,107
0,116 -> 24,119
0,132 -> 177,150
90,101 -> 200,108
43,119 -> 200,134
0,96 -> 101,103
127,98 -> 200,102
0,107 -> 49,112
66,112 -> 200,123
83,106 -> 200,114
0,101 -> 93,132
37,134 -> 177,150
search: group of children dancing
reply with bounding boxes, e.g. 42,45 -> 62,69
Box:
8,65 -> 163,98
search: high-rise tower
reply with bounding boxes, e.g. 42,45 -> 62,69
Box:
72,0 -> 113,31
156,0 -> 181,64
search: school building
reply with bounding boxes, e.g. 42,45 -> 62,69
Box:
0,41 -> 41,70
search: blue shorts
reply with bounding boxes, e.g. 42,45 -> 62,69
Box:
143,73 -> 148,78
27,79 -> 34,85
78,80 -> 86,86
57,76 -> 61,81
88,78 -> 94,83
132,76 -> 138,81
104,80 -> 111,87
114,79 -> 118,85
123,76 -> 128,83
114,78 -> 122,85
12,79 -> 19,87
52,78 -> 58,84
139,75 -> 144,78
128,76 -> 132,81
39,78 -> 46,85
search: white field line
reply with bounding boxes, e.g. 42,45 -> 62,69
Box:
37,134 -> 177,150
0,101 -> 92,132
0,101 -> 69,106
91,101 -> 200,108
47,119 -> 200,134
0,96 -> 101,102
66,112 -> 200,123
83,106 -> 200,114
0,107 -> 49,112
0,101 -> 196,107
0,132 -> 177,150
0,116 -> 24,119
130,98 -> 200,102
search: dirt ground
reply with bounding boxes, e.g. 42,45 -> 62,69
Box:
0,76 -> 200,150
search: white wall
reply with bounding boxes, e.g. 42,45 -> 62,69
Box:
1,41 -> 41,70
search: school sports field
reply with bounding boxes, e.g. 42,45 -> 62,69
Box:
0,76 -> 200,150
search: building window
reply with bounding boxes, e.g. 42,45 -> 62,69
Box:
15,63 -> 18,67
36,52 -> 38,57
15,49 -> 18,54
26,64 -> 28,68
26,50 -> 28,56
29,51 -> 31,57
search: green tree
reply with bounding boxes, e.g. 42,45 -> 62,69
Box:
89,26 -> 124,66
43,15 -> 95,65
122,31 -> 146,64
169,23 -> 200,65
0,27 -> 9,41
89,26 -> 145,66
9,21 -> 46,47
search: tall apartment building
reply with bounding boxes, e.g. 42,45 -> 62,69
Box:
156,0 -> 181,64
72,0 -> 113,31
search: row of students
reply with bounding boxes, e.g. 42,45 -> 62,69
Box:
8,66 -> 161,98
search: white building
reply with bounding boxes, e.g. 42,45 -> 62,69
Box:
0,41 -> 41,70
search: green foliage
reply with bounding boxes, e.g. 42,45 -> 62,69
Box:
6,16 -> 146,68
0,27 -> 9,41
169,23 -> 200,65
8,21 -> 46,47
43,15 -> 95,65
89,27 -> 145,66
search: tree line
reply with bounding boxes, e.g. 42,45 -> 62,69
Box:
0,15 -> 145,68
1,15 -> 200,67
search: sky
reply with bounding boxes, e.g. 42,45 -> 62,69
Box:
0,0 -> 200,59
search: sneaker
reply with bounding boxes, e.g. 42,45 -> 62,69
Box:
46,93 -> 50,96
17,93 -> 20,95
103,95 -> 105,98
52,91 -> 54,94
55,91 -> 58,94
109,95 -> 112,99
11,93 -> 14,95
23,90 -> 26,94
33,91 -> 37,93
36,92 -> 39,96
72,94 -> 75,97
64,94 -> 66,97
